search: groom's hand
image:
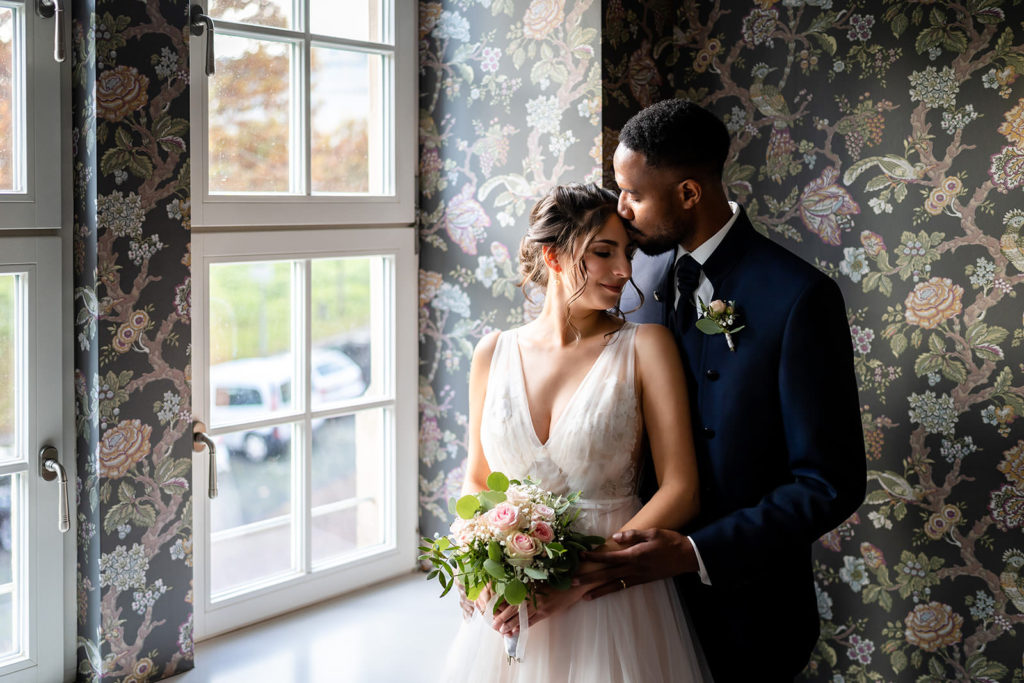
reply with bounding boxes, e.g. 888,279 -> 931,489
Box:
575,528 -> 697,600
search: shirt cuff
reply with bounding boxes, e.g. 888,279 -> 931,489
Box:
687,536 -> 711,586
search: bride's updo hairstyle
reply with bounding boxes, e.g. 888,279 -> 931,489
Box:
518,183 -> 641,339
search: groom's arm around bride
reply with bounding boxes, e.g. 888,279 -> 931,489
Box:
578,99 -> 866,682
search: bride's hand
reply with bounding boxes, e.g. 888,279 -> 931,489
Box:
475,584 -> 494,615
490,584 -> 588,636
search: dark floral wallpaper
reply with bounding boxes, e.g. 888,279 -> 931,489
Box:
418,0 -> 602,529
601,0 -> 1024,680
73,0 -> 194,680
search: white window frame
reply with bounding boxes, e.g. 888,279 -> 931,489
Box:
188,0 -> 416,227
0,237 -> 66,683
0,0 -> 62,230
191,229 -> 418,639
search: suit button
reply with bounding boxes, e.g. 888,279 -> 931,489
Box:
705,369 -> 719,380
703,427 -> 715,439
653,290 -> 663,302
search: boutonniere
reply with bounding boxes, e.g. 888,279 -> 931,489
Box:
696,298 -> 745,352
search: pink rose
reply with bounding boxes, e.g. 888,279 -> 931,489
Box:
532,504 -> 555,521
709,300 -> 727,315
488,502 -> 521,532
531,521 -> 555,543
506,532 -> 542,560
504,486 -> 529,505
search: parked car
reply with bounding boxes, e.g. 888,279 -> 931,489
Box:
210,348 -> 367,462
210,356 -> 292,462
311,347 -> 367,406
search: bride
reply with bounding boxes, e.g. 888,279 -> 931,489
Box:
441,183 -> 707,681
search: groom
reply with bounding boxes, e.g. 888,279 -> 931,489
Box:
581,100 -> 866,681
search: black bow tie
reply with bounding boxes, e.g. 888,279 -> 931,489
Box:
674,254 -> 701,332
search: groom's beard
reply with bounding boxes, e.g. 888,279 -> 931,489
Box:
624,220 -> 683,256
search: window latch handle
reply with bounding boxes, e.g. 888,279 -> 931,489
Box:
39,446 -> 70,533
190,4 -> 215,76
193,421 -> 218,499
35,0 -> 65,63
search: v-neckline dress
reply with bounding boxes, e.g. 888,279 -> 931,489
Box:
440,322 -> 707,682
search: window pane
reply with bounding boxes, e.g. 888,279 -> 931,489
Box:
0,474 -> 17,656
310,0 -> 383,43
311,48 -> 385,194
209,0 -> 292,30
0,275 -> 15,461
0,7 -> 21,193
209,261 -> 297,427
209,35 -> 295,193
311,256 -> 391,409
311,411 -> 385,567
210,425 -> 295,597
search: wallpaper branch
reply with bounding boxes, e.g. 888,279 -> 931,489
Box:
600,0 -> 1024,679
73,0 -> 194,680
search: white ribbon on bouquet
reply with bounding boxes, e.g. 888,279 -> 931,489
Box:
486,592 -> 529,663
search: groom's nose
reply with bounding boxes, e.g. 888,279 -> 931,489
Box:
617,193 -> 634,221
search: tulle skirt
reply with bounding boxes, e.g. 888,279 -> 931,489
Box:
439,497 -> 707,683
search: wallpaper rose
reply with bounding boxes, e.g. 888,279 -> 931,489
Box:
418,0 -> 602,528
601,0 -> 1024,679
73,1 -> 194,680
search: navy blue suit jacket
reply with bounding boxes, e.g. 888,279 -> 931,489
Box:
622,208 -> 866,681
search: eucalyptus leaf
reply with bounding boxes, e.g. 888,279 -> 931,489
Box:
488,540 -> 502,563
486,471 -> 510,492
456,495 -> 480,520
504,579 -> 527,605
479,490 -> 508,508
695,318 -> 723,335
524,567 -> 548,580
484,558 -> 506,580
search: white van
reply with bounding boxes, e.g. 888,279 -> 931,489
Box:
210,348 -> 366,462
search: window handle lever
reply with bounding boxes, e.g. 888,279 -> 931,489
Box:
39,446 -> 70,533
190,4 -> 215,76
193,421 -> 218,499
36,0 -> 65,63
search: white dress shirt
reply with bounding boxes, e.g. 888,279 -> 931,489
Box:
673,201 -> 740,310
672,201 -> 739,586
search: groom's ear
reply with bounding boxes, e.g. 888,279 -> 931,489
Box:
676,178 -> 702,210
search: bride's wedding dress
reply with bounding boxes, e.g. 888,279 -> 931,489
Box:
441,322 -> 705,682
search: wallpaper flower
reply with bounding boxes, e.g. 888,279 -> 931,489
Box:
601,0 -> 1024,679
73,0 -> 193,680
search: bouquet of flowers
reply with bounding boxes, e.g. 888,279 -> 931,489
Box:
419,471 -> 604,662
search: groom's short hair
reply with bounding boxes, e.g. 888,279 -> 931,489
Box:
619,99 -> 730,179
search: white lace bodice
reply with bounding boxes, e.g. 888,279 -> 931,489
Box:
480,322 -> 642,500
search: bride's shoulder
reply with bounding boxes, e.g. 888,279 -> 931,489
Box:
631,323 -> 680,370
473,329 -> 503,357
632,322 -> 675,348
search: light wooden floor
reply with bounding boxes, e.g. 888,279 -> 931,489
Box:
173,571 -> 461,683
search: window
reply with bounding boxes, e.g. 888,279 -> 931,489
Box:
189,0 -> 415,227
189,0 -> 417,639
0,0 -> 62,229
